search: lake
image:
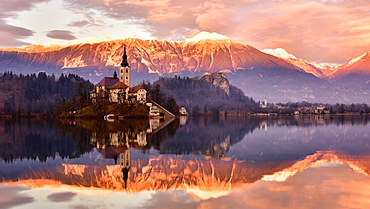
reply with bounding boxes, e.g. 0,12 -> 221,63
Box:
1,115 -> 370,209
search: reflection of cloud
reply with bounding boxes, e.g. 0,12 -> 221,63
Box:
70,206 -> 89,209
143,190 -> 199,209
0,185 -> 34,209
197,164 -> 370,209
47,192 -> 76,202
46,30 -> 77,40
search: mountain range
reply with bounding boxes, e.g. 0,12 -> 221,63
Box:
1,32 -> 370,103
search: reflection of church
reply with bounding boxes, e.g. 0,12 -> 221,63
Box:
91,129 -> 148,188
89,117 -> 175,188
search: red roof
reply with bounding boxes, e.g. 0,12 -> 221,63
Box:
111,82 -> 128,89
129,86 -> 145,93
97,77 -> 119,86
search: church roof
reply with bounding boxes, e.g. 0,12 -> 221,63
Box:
97,77 -> 119,87
111,82 -> 129,89
129,86 -> 145,93
121,47 -> 129,67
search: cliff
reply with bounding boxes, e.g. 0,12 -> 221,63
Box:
200,73 -> 230,95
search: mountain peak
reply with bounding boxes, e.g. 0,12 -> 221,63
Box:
185,32 -> 231,43
262,48 -> 297,59
347,52 -> 369,65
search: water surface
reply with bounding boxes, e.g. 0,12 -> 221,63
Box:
1,116 -> 370,208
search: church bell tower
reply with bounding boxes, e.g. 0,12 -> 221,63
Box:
120,47 -> 130,87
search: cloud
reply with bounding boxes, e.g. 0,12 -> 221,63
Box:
67,20 -> 90,27
0,0 -> 50,16
47,192 -> 76,202
46,30 -> 77,40
0,21 -> 33,47
0,0 -> 47,48
59,0 -> 370,64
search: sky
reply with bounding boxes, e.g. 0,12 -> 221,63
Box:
1,0 -> 370,65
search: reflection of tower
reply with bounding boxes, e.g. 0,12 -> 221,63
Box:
120,46 -> 130,87
260,121 -> 268,132
120,148 -> 131,189
179,116 -> 188,126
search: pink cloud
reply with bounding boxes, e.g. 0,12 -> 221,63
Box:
46,30 -> 77,40
0,0 -> 49,48
19,0 -> 370,64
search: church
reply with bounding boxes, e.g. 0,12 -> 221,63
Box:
91,47 -> 147,104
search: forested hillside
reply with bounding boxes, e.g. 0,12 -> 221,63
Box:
142,76 -> 259,114
0,72 -> 93,116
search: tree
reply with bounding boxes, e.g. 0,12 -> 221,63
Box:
166,95 -> 180,115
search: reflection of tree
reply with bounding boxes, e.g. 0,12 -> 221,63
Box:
146,116 -> 261,157
0,119 -> 92,163
2,115 -> 369,165
144,115 -> 370,160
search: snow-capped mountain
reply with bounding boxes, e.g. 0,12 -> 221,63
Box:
0,32 -> 301,77
329,51 -> 370,84
184,32 -> 232,43
262,48 -> 332,78
1,32 -> 370,103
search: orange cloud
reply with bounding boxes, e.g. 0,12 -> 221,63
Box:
58,0 -> 370,64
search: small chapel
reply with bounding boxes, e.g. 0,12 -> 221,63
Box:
91,47 -> 147,104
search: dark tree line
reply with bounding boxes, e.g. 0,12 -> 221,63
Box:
0,71 -> 93,116
0,119 -> 92,164
140,80 -> 180,115
142,76 -> 259,114
262,101 -> 370,115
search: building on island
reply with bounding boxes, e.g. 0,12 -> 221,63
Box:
90,46 -> 175,118
91,47 -> 147,105
203,71 -> 226,77
110,82 -> 129,103
128,86 -> 147,104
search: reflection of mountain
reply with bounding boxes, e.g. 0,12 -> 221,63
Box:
2,151 -> 370,200
2,116 -> 370,200
262,151 -> 370,182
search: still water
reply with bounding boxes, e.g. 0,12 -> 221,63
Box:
1,115 -> 370,209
